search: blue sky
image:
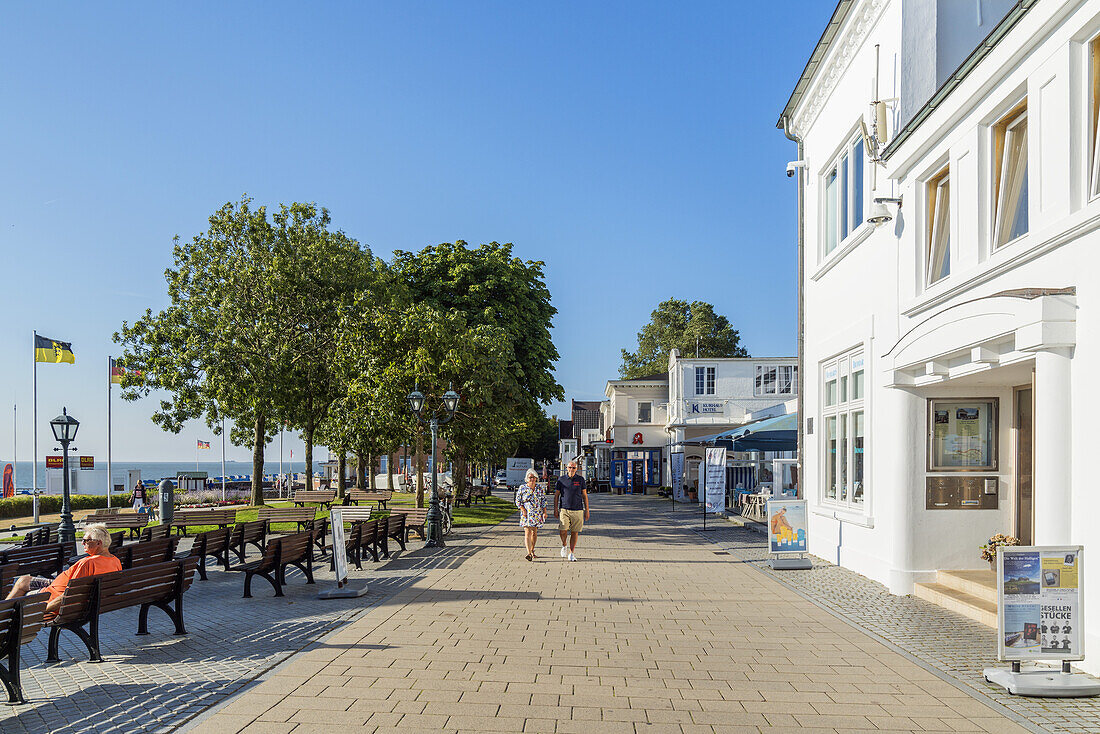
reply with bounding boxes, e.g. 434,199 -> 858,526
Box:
0,1 -> 832,463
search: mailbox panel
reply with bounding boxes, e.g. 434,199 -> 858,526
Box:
926,476 -> 999,509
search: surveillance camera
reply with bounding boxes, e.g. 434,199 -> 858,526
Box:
786,160 -> 807,178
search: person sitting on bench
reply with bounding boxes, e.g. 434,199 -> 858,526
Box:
4,523 -> 121,615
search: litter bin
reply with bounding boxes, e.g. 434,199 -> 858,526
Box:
158,478 -> 174,525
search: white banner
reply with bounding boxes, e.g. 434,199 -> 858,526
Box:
330,508 -> 348,586
704,447 -> 726,514
671,453 -> 686,502
998,546 -> 1084,662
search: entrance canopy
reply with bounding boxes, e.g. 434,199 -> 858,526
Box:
678,412 -> 797,452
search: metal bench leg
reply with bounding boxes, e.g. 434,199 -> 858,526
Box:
46,626 -> 62,663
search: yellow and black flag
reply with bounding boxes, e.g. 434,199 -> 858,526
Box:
34,335 -> 75,364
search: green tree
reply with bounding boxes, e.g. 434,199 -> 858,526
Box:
620,299 -> 749,378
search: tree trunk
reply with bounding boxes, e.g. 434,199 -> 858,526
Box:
415,431 -> 425,508
336,452 -> 347,500
251,414 -> 266,506
356,453 -> 366,490
368,454 -> 376,490
386,450 -> 395,492
304,418 -> 314,492
455,445 -> 467,496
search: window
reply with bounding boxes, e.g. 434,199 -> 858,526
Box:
379,456 -> 388,473
638,402 -> 652,424
928,399 -> 998,471
823,136 -> 866,256
926,167 -> 950,284
993,102 -> 1028,247
695,366 -> 715,395
821,350 -> 866,509
1091,36 -> 1100,199
755,364 -> 798,396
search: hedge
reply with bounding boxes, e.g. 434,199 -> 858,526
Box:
0,493 -> 130,521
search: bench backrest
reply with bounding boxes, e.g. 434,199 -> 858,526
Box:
354,519 -> 379,545
382,513 -> 406,537
95,515 -> 149,530
0,543 -> 67,577
348,490 -> 392,499
139,524 -> 173,542
256,530 -> 312,571
337,507 -> 374,524
171,509 -> 238,526
391,508 -> 428,525
190,526 -> 231,557
121,536 -> 181,569
87,508 -> 122,518
292,490 -> 336,503
257,508 -> 316,524
21,526 -> 53,547
233,520 -> 266,545
54,559 -> 199,623
0,592 -> 49,647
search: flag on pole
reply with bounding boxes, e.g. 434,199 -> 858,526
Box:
110,357 -> 141,383
197,440 -> 211,449
34,335 -> 74,363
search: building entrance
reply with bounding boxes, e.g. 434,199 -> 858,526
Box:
1014,386 -> 1033,545
631,460 -> 645,493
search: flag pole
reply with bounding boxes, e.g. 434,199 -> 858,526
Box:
12,403 -> 17,494
32,330 -> 38,524
106,356 -> 112,509
220,416 -> 226,503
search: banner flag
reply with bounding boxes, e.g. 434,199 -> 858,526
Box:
110,357 -> 141,383
197,440 -> 211,449
34,335 -> 74,364
704,447 -> 727,514
2,464 -> 13,499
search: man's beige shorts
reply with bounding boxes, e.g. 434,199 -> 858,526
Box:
559,508 -> 585,533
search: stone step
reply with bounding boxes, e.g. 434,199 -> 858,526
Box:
937,569 -> 997,604
913,581 -> 998,628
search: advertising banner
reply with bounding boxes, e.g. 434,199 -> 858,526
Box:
998,546 -> 1084,661
330,508 -> 348,586
80,456 -> 94,470
671,452 -> 685,503
766,500 -> 808,554
46,456 -> 63,469
703,447 -> 726,514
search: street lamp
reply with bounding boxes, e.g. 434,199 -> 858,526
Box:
407,384 -> 459,548
49,407 -> 80,549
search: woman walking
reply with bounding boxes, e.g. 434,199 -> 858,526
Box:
515,468 -> 545,561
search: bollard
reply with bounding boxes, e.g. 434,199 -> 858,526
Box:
158,478 -> 174,525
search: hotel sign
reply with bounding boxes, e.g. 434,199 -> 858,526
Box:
689,402 -> 722,414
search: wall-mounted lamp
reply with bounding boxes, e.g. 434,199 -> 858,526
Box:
868,196 -> 903,225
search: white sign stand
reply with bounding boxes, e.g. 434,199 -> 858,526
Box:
983,545 -> 1099,697
318,508 -> 368,599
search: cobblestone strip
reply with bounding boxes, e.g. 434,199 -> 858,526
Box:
657,497 -> 1100,734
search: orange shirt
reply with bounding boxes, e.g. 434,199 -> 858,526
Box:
45,553 -> 122,603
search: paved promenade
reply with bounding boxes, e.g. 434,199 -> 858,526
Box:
188,496 -> 1033,734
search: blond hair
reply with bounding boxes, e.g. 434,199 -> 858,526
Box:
82,523 -> 112,547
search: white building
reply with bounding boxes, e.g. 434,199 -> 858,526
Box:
780,0 -> 1100,673
601,374 -> 670,493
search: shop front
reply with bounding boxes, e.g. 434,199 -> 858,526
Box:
610,448 -> 661,494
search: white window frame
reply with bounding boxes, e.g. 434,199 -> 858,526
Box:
821,350 -> 865,510
926,168 -> 950,285
755,364 -> 797,396
992,103 -> 1029,248
821,135 -> 866,259
695,366 -> 716,395
1090,34 -> 1100,200
637,402 -> 652,424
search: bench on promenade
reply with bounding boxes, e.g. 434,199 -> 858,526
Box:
230,521 -> 267,563
0,543 -> 67,581
346,490 -> 391,510
472,486 -> 491,504
378,514 -> 405,557
452,486 -> 473,507
67,534 -> 179,568
89,514 -> 149,539
238,531 -> 315,598
138,524 -> 173,542
181,527 -> 232,580
169,509 -> 239,536
389,508 -> 428,543
332,508 -> 379,567
0,592 -> 48,703
85,508 -> 122,519
291,490 -> 336,509
256,507 -> 316,533
45,558 -> 199,663
20,527 -> 53,547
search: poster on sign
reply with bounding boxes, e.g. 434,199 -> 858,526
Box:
766,500 -> 808,554
671,452 -> 686,503
703,447 -> 726,514
998,546 -> 1084,662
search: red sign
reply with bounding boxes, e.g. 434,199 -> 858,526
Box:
605,439 -> 613,443
632,432 -> 643,444
80,456 -> 95,470
46,456 -> 63,468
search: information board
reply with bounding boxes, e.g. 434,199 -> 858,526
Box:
703,447 -> 726,514
766,500 -> 808,554
671,452 -> 685,503
998,546 -> 1084,662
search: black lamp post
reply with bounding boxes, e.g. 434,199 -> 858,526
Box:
49,407 -> 80,549
407,385 -> 460,548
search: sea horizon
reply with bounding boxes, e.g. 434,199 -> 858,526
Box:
1,459 -> 324,493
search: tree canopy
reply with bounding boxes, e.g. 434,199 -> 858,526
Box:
620,298 -> 749,378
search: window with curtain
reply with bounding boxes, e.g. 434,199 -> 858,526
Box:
993,104 -> 1028,247
821,350 -> 866,510
755,364 -> 797,396
822,136 -> 866,259
927,168 -> 950,284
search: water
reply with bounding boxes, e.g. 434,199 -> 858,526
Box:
0,460 -> 322,493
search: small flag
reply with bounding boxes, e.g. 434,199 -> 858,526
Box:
110,357 -> 142,384
197,440 -> 211,449
34,335 -> 75,364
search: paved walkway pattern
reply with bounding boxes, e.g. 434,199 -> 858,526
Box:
189,496 -> 1037,734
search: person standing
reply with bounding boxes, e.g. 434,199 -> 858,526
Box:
555,460 -> 589,561
515,468 -> 545,561
132,481 -> 147,513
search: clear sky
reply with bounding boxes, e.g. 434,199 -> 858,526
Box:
0,1 -> 833,463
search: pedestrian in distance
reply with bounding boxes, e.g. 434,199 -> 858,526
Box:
555,460 -> 589,561
132,481 -> 147,513
515,468 -> 546,561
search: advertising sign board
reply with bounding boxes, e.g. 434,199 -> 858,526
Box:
79,456 -> 94,470
330,508 -> 348,586
703,447 -> 726,514
998,546 -> 1084,662
46,456 -> 63,469
671,452 -> 685,503
766,500 -> 808,554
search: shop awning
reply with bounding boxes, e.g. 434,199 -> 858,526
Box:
678,412 -> 797,452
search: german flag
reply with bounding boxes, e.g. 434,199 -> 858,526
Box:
34,335 -> 75,364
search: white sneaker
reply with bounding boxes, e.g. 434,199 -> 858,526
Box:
568,552 -> 577,562
560,546 -> 568,558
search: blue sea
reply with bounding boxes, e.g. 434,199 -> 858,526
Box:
0,460 -> 322,493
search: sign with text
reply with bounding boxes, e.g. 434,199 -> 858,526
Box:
703,447 -> 726,514
766,500 -> 808,554
79,456 -> 94,470
329,508 -> 348,586
689,402 -> 722,414
998,546 -> 1084,662
46,456 -> 63,469
671,452 -> 685,503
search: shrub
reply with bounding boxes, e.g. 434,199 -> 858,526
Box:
0,493 -> 127,521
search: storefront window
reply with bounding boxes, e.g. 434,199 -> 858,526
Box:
821,349 -> 866,509
825,416 -> 837,500
838,417 -> 848,501
928,399 -> 998,471
852,411 -> 865,502
825,380 -> 837,406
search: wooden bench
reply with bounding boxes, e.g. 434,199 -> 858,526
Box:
238,531 -> 315,598
45,558 -> 199,663
291,490 -> 336,509
378,514 -> 405,557
19,527 -> 53,547
346,490 -> 392,509
89,514 -> 149,539
257,507 -> 317,533
339,518 -> 384,569
85,508 -> 122,519
0,592 -> 48,703
331,508 -> 376,566
138,524 -> 173,542
452,486 -> 473,507
230,520 -> 267,563
182,527 -> 232,581
472,486 -> 491,504
118,537 -> 181,569
390,508 -> 428,542
0,543 -> 67,580
169,509 -> 239,536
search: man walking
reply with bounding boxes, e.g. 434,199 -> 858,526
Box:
555,460 -> 589,561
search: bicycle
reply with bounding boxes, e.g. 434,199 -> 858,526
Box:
439,486 -> 454,536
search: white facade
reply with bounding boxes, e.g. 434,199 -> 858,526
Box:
602,375 -> 669,492
782,0 -> 1100,674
